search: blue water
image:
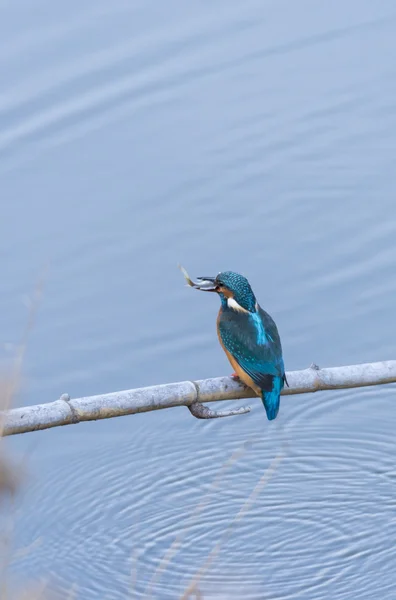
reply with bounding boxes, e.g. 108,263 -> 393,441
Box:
2,1 -> 396,598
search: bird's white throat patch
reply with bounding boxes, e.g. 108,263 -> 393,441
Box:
227,297 -> 250,313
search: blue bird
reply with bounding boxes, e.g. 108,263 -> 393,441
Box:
194,271 -> 287,420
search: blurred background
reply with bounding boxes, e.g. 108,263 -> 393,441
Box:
1,0 -> 396,598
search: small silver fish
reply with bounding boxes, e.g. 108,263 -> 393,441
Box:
178,265 -> 217,291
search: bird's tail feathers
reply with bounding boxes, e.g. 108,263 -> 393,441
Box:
261,376 -> 283,421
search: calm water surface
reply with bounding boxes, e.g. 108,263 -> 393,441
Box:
1,1 -> 396,598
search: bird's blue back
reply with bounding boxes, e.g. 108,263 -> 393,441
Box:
218,301 -> 285,419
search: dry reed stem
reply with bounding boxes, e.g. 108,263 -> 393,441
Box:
0,267 -> 52,599
0,266 -> 47,419
180,432 -> 288,600
144,445 -> 248,598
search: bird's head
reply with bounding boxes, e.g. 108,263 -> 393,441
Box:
195,271 -> 257,313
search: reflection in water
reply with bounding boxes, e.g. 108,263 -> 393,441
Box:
2,0 -> 396,598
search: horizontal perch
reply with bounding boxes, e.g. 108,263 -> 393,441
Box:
1,360 -> 396,437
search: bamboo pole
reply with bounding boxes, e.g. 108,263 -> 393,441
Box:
1,360 -> 396,437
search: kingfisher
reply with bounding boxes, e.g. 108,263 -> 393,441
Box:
191,270 -> 287,420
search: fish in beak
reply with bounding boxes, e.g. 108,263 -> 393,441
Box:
179,265 -> 218,291
194,276 -> 217,291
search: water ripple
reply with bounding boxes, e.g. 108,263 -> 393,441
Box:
11,400 -> 396,599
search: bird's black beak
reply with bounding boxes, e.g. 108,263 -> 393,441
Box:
194,276 -> 218,292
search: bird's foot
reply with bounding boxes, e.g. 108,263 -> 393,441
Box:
230,372 -> 241,382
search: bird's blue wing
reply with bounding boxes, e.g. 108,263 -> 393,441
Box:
218,306 -> 285,392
